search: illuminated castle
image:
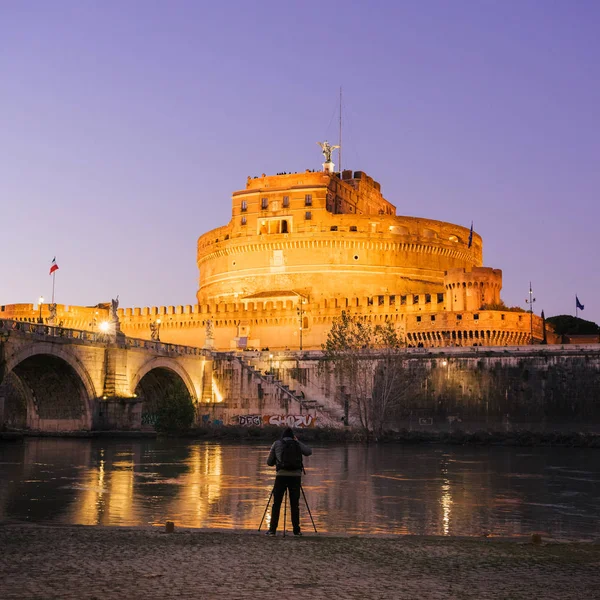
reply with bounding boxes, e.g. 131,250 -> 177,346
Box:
3,148 -> 544,348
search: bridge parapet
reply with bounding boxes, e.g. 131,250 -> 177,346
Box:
0,319 -> 206,359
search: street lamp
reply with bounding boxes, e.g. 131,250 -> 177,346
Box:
269,353 -> 274,374
294,295 -> 308,351
38,296 -> 44,323
525,282 -> 536,344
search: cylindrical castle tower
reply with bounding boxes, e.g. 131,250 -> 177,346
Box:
197,171 -> 483,305
444,267 -> 503,312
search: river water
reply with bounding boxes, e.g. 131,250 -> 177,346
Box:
0,438 -> 598,540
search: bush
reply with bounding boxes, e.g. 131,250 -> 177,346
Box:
154,388 -> 195,433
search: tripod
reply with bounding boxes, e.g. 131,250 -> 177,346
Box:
258,482 -> 317,536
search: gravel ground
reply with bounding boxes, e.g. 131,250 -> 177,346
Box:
0,523 -> 598,600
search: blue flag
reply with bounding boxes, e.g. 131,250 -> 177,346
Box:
468,221 -> 473,248
576,296 -> 584,311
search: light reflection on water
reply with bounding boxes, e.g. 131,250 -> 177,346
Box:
0,438 -> 598,539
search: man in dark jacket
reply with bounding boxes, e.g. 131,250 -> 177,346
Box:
266,427 -> 312,536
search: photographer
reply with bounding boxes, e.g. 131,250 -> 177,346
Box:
265,427 -> 312,536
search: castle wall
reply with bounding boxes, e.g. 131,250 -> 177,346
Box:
2,296 -> 549,350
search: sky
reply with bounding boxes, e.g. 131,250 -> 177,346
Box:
2,1 -> 599,324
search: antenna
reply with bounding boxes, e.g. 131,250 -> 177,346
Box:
338,86 -> 342,174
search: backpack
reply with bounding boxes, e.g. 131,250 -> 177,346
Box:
278,439 -> 303,471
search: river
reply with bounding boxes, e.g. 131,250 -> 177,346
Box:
0,438 -> 598,540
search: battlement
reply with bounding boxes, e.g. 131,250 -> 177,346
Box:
244,170 -> 330,191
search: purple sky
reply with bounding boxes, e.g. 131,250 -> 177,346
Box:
2,1 -> 599,325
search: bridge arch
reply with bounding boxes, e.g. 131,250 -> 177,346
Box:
131,358 -> 199,429
131,357 -> 198,402
3,342 -> 97,430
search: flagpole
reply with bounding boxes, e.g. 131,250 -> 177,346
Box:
575,294 -> 578,319
52,271 -> 56,304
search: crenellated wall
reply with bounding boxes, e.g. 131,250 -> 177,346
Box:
2,293 -> 551,351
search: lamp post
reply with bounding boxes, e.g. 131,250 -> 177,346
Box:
269,353 -> 274,375
525,282 -> 536,344
38,296 -> 44,323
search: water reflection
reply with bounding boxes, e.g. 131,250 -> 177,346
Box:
0,438 -> 598,540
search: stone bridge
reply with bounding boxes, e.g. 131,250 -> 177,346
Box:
0,319 -> 215,431
0,319 -> 326,432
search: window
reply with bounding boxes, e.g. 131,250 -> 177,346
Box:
400,295 -> 407,305
474,314 -> 479,320
378,295 -> 384,306
431,315 -> 436,321
437,293 -> 444,303
413,294 -> 419,304
501,314 -> 505,320
305,211 -> 312,220
261,198 -> 268,210
389,295 -> 395,305
241,200 -> 247,212
305,194 -> 312,206
416,316 -> 422,322
241,216 -> 247,225
330,225 -> 338,231
425,294 -> 431,304
350,225 -> 357,231
457,314 -> 463,320
283,195 -> 289,208
367,297 -> 373,306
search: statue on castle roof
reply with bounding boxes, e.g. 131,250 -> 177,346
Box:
317,140 -> 340,163
110,296 -> 119,321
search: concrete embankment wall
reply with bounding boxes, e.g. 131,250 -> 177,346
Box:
231,346 -> 600,432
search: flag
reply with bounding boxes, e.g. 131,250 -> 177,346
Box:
49,257 -> 59,275
576,296 -> 584,311
468,221 -> 473,248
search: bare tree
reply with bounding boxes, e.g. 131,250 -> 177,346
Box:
321,312 -> 411,439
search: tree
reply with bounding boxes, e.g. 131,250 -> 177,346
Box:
546,315 -> 599,336
154,379 -> 196,433
321,312 -> 412,438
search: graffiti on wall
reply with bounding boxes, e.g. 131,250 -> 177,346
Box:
238,414 -> 262,427
236,414 -> 317,428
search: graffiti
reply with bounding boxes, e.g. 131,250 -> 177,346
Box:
238,414 -> 262,426
200,414 -> 223,426
264,414 -> 316,428
236,414 -> 316,427
141,412 -> 158,426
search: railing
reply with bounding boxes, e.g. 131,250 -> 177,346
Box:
0,319 -> 205,357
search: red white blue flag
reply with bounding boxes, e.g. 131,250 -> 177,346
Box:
49,257 -> 59,275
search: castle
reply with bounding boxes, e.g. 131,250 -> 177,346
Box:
2,148 -> 545,348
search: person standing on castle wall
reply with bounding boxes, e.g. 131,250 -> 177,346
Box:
265,427 -> 312,536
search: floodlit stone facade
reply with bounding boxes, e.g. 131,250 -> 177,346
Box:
1,168 -> 548,349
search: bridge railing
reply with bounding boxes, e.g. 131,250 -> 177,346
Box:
124,336 -> 205,356
0,319 -> 205,357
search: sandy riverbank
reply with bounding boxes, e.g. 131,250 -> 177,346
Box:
0,523 -> 598,599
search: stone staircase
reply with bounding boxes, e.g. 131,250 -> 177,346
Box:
233,354 -> 343,427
